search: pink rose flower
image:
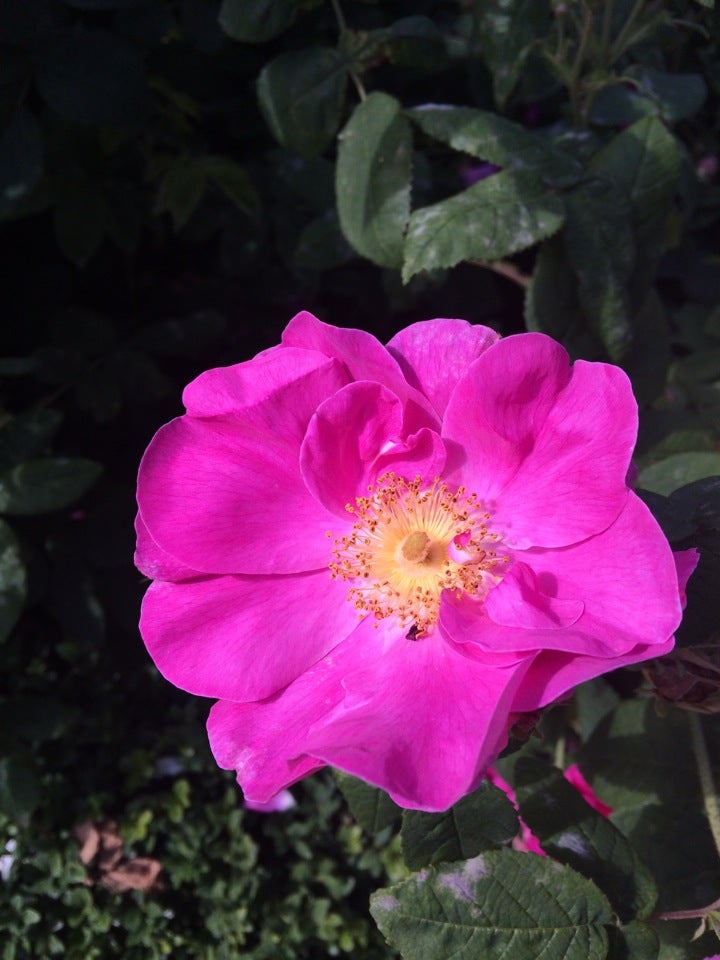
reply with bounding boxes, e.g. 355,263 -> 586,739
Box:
136,312 -> 696,812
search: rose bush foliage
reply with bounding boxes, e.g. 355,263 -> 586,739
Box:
136,313 -> 695,812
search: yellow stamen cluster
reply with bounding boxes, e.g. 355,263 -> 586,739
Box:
328,473 -> 506,636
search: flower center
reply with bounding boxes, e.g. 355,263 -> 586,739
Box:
328,473 -> 506,636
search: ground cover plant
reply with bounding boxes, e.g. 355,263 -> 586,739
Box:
2,0 -> 720,957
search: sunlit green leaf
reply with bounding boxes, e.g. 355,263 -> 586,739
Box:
336,92 -> 411,268
408,105 -> 581,187
371,849 -> 613,960
403,171 -> 563,282
401,780 -> 518,869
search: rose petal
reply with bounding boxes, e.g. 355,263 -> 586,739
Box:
674,548 -> 700,607
444,337 -> 635,547
387,318 -> 500,417
208,618 -> 530,812
182,345 -> 346,422
518,493 -> 682,653
134,513 -> 200,582
141,569 -> 357,701
300,381 -> 446,515
484,562 -> 584,630
282,311 -> 438,431
138,410 -> 339,576
511,636 -> 675,712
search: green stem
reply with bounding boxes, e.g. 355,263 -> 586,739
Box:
689,712 -> 720,862
567,1 -> 595,126
608,0 -> 646,64
599,0 -> 615,70
329,0 -> 367,102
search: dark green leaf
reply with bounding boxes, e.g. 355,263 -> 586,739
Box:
336,92 -> 411,269
0,697 -> 69,743
371,849 -> 613,960
293,214 -> 354,271
583,700 -> 720,911
403,171 -> 564,283
36,27 -> 149,126
626,67 -> 707,123
0,518 -> 26,641
203,156 -> 261,219
653,918 -> 720,959
525,236 -> 600,358
0,410 -> 62,471
218,0 -> 298,43
0,458 -> 102,515
475,0 -> 552,108
408,105 -> 582,187
335,773 -> 401,834
155,159 -> 207,231
607,922 -> 659,960
591,115 -> 681,221
0,108 -> 43,217
0,755 -> 40,823
590,84 -> 659,127
401,780 -> 518,870
669,477 -> 720,532
138,311 -> 228,358
638,453 -> 720,496
514,757 -> 657,921
257,48 -> 348,158
385,17 -> 448,72
62,0 -> 145,8
622,290 -> 671,404
574,679 -> 621,743
563,178 -> 635,360
53,183 -> 106,267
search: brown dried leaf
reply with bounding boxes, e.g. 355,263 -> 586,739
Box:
101,858 -> 164,894
72,821 -> 100,866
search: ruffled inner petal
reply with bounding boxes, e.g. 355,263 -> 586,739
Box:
518,493 -> 682,651
300,381 -> 447,516
484,562 -> 584,630
141,569 -> 357,702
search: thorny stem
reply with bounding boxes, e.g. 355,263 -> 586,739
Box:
468,259 -> 531,290
689,712 -> 720,862
329,0 -> 367,102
